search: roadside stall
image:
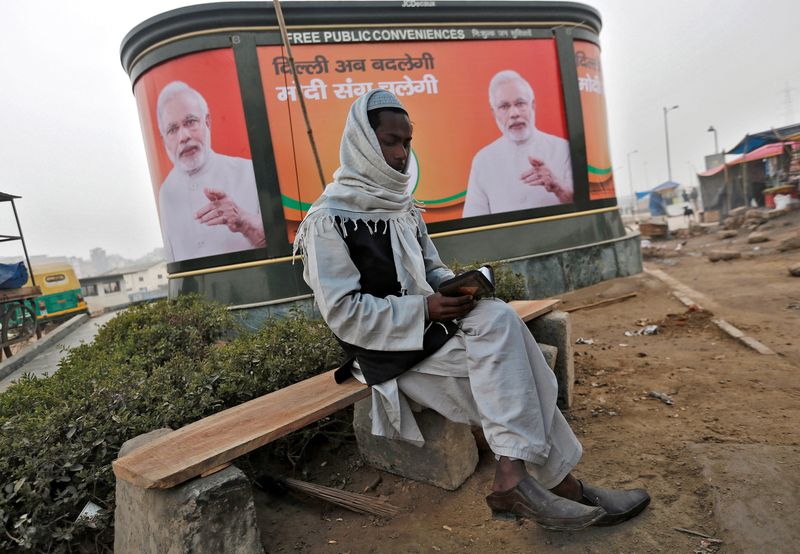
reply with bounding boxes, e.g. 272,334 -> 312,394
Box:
697,141 -> 800,217
0,192 -> 41,361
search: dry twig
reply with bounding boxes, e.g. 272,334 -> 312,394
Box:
674,527 -> 723,543
259,475 -> 399,518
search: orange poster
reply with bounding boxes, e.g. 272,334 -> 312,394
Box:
258,39 -> 572,236
134,49 -> 265,263
574,41 -> 615,200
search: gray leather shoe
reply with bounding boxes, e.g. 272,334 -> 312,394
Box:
486,476 -> 606,531
580,481 -> 651,526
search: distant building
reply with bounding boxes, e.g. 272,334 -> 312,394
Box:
121,261 -> 169,303
80,273 -> 129,313
80,261 -> 168,314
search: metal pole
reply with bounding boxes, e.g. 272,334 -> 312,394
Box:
272,0 -> 327,191
741,135 -> 749,206
707,125 -> 719,154
663,106 -> 678,182
627,150 -> 638,221
10,199 -> 36,287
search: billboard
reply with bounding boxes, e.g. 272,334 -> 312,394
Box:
128,33 -> 617,267
134,49 -> 266,263
258,39 -> 572,240
574,40 -> 615,201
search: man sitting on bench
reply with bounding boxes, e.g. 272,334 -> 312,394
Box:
294,89 -> 649,531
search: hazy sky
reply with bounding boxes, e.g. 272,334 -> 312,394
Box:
1,0 -> 798,260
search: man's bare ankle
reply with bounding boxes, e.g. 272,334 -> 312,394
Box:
549,473 -> 583,502
492,457 -> 528,492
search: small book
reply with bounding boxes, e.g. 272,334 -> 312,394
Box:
437,265 -> 495,299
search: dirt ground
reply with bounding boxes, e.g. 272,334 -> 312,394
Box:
254,210 -> 800,553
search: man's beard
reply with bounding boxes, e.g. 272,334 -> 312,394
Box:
503,121 -> 532,143
168,139 -> 210,175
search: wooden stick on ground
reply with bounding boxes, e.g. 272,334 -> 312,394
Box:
673,527 -> 723,543
563,292 -> 638,313
258,475 -> 400,518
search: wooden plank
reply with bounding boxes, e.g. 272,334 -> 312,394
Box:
112,369 -> 370,489
113,299 -> 560,490
0,286 -> 41,303
200,463 -> 231,478
563,293 -> 637,313
509,299 -> 560,322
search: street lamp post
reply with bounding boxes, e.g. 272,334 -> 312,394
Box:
663,104 -> 679,182
707,125 -> 719,154
627,149 -> 639,220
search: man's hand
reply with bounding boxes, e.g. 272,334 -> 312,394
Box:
196,187 -> 266,247
520,156 -> 573,203
426,292 -> 476,321
196,188 -> 246,232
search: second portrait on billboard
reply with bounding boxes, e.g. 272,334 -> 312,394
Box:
463,69 -> 573,217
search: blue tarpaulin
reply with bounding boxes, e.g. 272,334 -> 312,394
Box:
0,262 -> 28,289
635,180 -> 680,199
648,192 -> 667,216
726,122 -> 800,154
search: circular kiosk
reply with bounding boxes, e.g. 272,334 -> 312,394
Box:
121,1 -> 640,311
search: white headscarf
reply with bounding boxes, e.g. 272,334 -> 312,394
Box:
294,90 -> 433,297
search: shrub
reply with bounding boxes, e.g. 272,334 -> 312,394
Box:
0,297 -> 344,552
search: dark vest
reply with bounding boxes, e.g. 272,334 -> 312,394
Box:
332,218 -> 458,386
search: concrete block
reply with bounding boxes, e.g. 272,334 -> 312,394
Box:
114,429 -> 264,554
514,254 -> 567,299
539,343 -> 558,372
777,233 -> 800,252
562,245 -> 618,290
528,311 -> 574,409
708,250 -> 741,262
613,236 -> 644,277
353,400 -> 478,491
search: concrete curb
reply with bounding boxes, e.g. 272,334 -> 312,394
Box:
0,313 -> 90,381
712,318 -> 776,356
643,266 -> 776,356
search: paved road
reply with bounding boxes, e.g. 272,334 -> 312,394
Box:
0,310 -> 119,392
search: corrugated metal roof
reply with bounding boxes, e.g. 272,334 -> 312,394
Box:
726,123 -> 800,154
699,141 -> 799,177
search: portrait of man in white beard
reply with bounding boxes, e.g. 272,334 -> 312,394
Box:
463,70 -> 573,218
156,81 -> 265,262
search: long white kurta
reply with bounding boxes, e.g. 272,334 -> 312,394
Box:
302,212 -> 582,488
463,128 -> 573,218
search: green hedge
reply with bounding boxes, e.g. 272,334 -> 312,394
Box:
0,296 -> 344,552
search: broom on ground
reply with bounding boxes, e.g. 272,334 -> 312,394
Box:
256,475 -> 400,518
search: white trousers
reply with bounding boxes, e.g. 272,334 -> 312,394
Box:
362,299 -> 582,488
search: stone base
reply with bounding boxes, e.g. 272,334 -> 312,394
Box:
528,311 -> 574,409
114,429 -> 264,554
353,400 -> 478,490
538,343 -> 558,373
